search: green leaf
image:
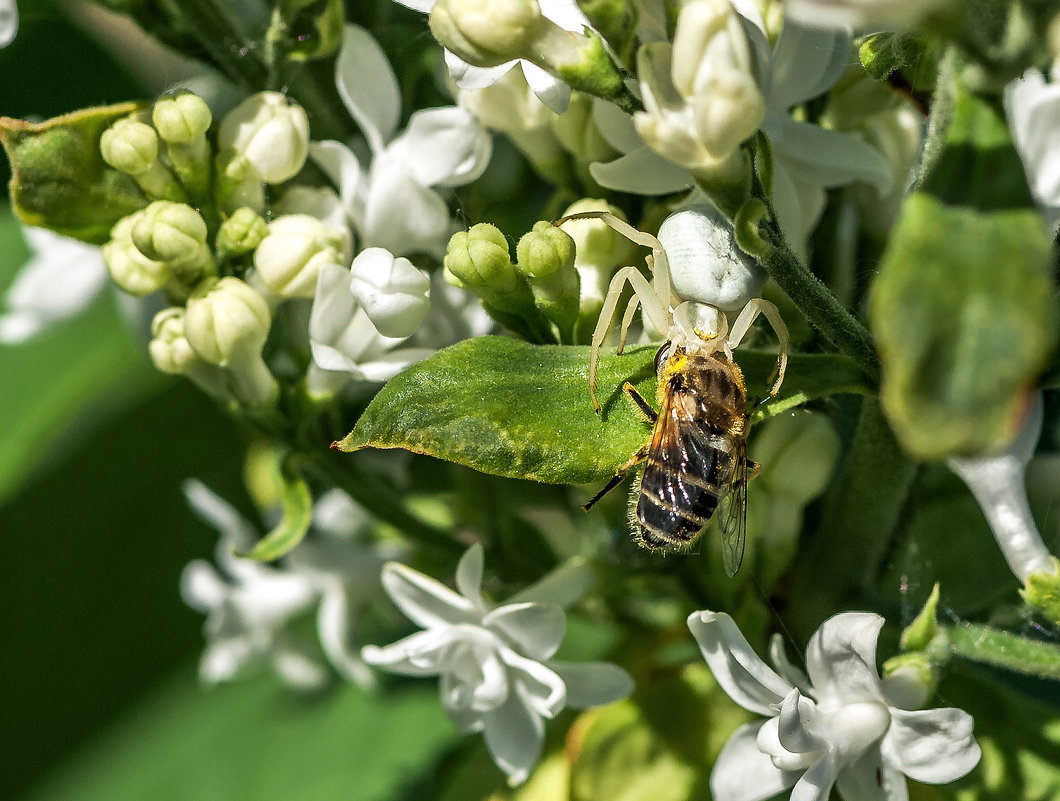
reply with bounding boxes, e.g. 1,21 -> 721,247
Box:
870,90 -> 1056,460
1,103 -> 149,244
238,458 -> 313,561
22,669 -> 457,801
335,336 -> 870,485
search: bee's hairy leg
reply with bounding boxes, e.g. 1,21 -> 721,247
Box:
582,444 -> 649,511
623,381 -> 658,423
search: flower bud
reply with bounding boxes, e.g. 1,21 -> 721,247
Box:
149,307 -> 232,400
152,93 -> 212,143
102,213 -> 171,296
429,0 -> 542,67
517,221 -> 579,339
131,201 -> 212,281
881,655 -> 934,710
100,117 -> 184,201
217,207 -> 268,259
218,91 -> 310,184
253,214 -> 351,298
657,204 -> 765,312
184,277 -> 277,407
443,223 -> 520,292
1022,557 -> 1060,626
752,412 -> 840,505
349,248 -> 431,338
558,199 -> 634,273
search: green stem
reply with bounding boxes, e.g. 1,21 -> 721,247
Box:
761,229 -> 881,386
941,623 -> 1060,681
309,448 -> 464,557
786,396 -> 917,637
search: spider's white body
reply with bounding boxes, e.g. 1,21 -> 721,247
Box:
557,210 -> 789,410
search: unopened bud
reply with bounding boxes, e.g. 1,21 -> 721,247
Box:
443,223 -> 519,292
131,201 -> 212,281
149,307 -> 232,400
217,207 -> 268,259
253,214 -> 351,298
152,93 -> 212,143
102,213 -> 171,296
429,0 -> 542,67
218,91 -> 310,184
100,117 -> 184,201
349,248 -> 431,338
517,221 -> 579,339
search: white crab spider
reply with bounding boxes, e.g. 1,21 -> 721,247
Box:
556,210 -> 789,411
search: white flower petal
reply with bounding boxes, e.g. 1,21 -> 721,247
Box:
711,721 -> 801,801
200,636 -> 257,682
547,660 -> 634,708
380,560 -> 478,627
881,707 -> 981,784
777,689 -> 829,754
483,687 -> 546,784
506,557 -> 595,607
592,99 -> 647,156
361,160 -> 452,257
485,602 -> 566,659
447,52 -> 516,91
805,612 -> 885,706
182,479 -> 259,568
688,610 -> 793,716
455,543 -> 487,608
770,633 -> 813,694
180,561 -> 227,612
790,751 -> 840,801
309,140 -> 367,226
316,586 -> 376,688
356,348 -> 435,381
501,648 -> 567,718
522,61 -> 572,113
391,106 -> 492,188
835,748 -> 906,801
775,119 -> 895,193
0,0 -> 17,47
349,247 -> 431,338
271,639 -> 330,689
589,146 -> 696,195
768,24 -> 851,111
335,24 -> 401,151
361,627 -> 463,675
393,0 -> 435,10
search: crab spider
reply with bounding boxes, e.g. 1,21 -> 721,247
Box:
555,211 -> 789,411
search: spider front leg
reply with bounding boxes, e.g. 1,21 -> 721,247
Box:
589,265 -> 671,412
726,298 -> 789,396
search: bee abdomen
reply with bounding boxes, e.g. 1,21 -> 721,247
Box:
635,466 -> 723,550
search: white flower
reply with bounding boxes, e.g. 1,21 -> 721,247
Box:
689,610 -> 981,801
591,4 -> 893,252
948,394 -> 1056,583
395,0 -> 592,113
180,481 -> 392,689
362,544 -> 634,784
310,25 -> 491,260
349,247 -> 432,338
1005,64 -> 1060,231
253,213 -> 352,298
781,0 -> 952,31
0,0 -> 17,47
307,262 -> 435,397
0,226 -> 108,343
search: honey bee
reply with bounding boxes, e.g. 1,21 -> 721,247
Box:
584,341 -> 754,574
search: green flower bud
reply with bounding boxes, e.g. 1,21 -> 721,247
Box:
131,201 -> 212,281
184,277 -> 277,408
1021,557 -> 1060,626
151,93 -> 212,143
100,118 -> 159,174
102,213 -> 171,296
517,221 -> 579,338
443,223 -> 520,292
253,213 -> 351,298
217,207 -> 268,259
881,654 -> 934,710
558,199 -> 634,272
899,582 -> 941,653
100,117 -> 184,201
429,0 -> 542,67
753,412 -> 840,505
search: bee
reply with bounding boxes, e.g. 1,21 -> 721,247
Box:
584,341 -> 754,574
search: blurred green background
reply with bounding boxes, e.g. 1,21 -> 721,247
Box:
1,3 -> 458,798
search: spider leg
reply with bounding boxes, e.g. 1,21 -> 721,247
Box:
727,298 -> 789,396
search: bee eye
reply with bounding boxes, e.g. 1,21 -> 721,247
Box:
654,343 -> 671,375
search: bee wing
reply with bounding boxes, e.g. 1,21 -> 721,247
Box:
718,442 -> 748,577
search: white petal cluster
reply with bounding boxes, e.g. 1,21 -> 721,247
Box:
394,0 -> 593,113
1006,63 -> 1060,232
218,91 -> 310,184
362,544 -> 634,784
690,610 -> 981,801
311,24 -> 492,260
591,3 -> 894,253
180,481 -> 393,689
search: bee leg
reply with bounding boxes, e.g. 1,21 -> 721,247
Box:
582,444 -> 649,511
623,382 -> 659,423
